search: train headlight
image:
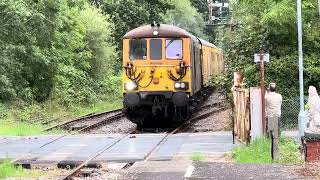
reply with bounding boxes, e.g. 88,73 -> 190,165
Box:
153,30 -> 159,36
174,82 -> 181,89
124,82 -> 138,91
174,82 -> 189,90
180,82 -> 186,89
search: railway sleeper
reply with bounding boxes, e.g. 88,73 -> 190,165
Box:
57,160 -> 102,169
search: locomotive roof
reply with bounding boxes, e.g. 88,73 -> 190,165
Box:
123,24 -> 218,49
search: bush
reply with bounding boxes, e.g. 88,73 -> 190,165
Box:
0,0 -> 118,107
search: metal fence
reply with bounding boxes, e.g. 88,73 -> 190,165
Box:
280,99 -> 306,130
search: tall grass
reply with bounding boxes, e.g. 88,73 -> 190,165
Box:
0,160 -> 27,178
0,122 -> 44,136
0,160 -> 46,178
232,137 -> 302,164
0,98 -> 122,136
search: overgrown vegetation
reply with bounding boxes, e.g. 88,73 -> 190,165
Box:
0,99 -> 121,135
232,137 -> 302,164
191,152 -> 205,161
0,160 -> 45,178
3,0 -> 316,134
215,0 -> 320,98
0,0 -> 207,134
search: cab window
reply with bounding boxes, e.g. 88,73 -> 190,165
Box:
150,39 -> 162,60
166,39 -> 182,59
129,39 -> 146,60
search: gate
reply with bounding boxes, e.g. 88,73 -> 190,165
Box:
232,88 -> 250,143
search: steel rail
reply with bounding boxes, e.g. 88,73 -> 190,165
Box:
144,106 -> 225,162
60,129 -> 136,180
199,101 -> 224,111
12,109 -> 124,165
61,103 -> 224,179
77,113 -> 124,133
43,108 -> 122,132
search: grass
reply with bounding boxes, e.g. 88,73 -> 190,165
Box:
0,98 -> 122,136
232,136 -> 302,164
191,152 -> 205,161
0,121 -> 66,136
0,159 -> 45,178
71,99 -> 122,117
0,160 -> 26,178
0,122 -> 44,136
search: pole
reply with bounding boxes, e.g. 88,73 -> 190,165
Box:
260,54 -> 266,135
318,0 -> 320,16
297,0 -> 305,139
208,0 -> 213,24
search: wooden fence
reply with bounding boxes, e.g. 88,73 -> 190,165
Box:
232,88 -> 250,143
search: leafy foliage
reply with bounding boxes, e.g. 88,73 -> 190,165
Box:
0,0 -> 117,106
0,160 -> 27,178
162,0 -> 207,38
217,0 -> 320,98
95,0 -> 171,52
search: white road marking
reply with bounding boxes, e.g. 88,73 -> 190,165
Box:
184,165 -> 195,179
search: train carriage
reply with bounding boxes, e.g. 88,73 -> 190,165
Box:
122,23 -> 223,127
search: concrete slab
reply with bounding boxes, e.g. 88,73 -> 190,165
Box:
19,134 -> 122,164
95,134 -> 166,163
187,162 -> 308,180
0,136 -> 21,145
125,160 -> 191,180
0,132 -> 241,166
150,132 -> 239,161
0,136 -> 61,160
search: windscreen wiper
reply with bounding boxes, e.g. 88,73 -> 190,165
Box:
165,38 -> 178,48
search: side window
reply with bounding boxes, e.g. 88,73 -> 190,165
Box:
150,39 -> 162,60
166,39 -> 182,59
129,39 -> 147,60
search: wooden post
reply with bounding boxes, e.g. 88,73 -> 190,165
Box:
271,117 -> 280,161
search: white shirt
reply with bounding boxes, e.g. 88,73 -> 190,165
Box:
265,92 -> 283,117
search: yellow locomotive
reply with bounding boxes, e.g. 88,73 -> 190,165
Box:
122,23 -> 224,127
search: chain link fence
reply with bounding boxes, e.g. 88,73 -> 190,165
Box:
280,99 -> 307,130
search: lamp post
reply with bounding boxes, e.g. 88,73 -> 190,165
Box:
297,0 -> 305,139
318,0 -> 320,16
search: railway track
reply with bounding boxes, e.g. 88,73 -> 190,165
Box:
60,128 -> 137,180
60,105 -> 225,180
43,108 -> 124,133
12,109 -> 127,166
144,106 -> 225,161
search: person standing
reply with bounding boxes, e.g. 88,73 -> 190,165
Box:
265,83 -> 283,160
307,86 -> 320,130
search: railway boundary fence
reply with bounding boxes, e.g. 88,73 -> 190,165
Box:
232,87 -> 300,143
232,88 -> 250,143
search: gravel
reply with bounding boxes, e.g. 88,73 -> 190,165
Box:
184,91 -> 231,133
62,110 -> 122,131
185,109 -> 231,133
87,117 -> 137,134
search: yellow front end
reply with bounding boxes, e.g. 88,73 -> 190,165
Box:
122,37 -> 192,109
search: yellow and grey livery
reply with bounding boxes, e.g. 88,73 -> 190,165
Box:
122,23 -> 224,126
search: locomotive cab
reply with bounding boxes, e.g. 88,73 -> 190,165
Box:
122,24 -> 223,126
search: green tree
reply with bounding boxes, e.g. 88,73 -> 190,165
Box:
162,0 -> 207,38
0,0 -> 116,105
216,0 -> 320,98
190,0 -> 208,20
93,0 -> 172,73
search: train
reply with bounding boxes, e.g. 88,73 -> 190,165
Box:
122,23 -> 224,127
